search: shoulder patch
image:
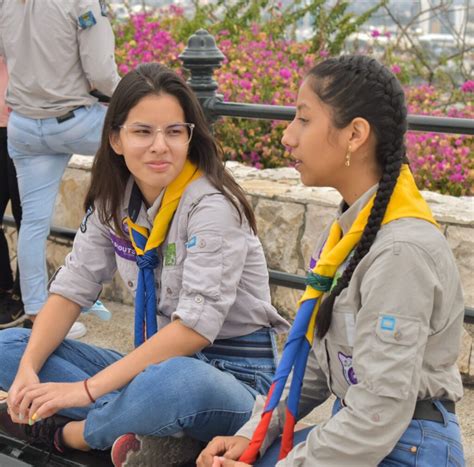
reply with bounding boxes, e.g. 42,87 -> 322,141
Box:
110,231 -> 136,261
78,10 -> 97,29
99,0 -> 108,17
338,352 -> 358,385
380,315 -> 396,331
185,236 -> 197,249
80,206 -> 94,233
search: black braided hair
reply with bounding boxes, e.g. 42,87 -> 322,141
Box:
309,56 -> 408,339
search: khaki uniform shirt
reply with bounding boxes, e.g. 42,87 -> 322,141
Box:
50,177 -> 289,343
237,186 -> 464,466
0,0 -> 120,118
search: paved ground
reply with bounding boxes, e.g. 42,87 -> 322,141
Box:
78,300 -> 474,465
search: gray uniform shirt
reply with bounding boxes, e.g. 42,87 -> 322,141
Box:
50,176 -> 289,343
237,185 -> 464,466
0,0 -> 120,118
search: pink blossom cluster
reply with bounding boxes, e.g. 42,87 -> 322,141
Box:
405,86 -> 473,196
114,13 -> 183,76
461,80 -> 474,94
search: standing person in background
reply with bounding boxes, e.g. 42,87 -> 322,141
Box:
0,0 -> 121,338
0,54 -> 23,329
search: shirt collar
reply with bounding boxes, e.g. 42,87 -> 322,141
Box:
337,184 -> 378,235
123,176 -> 164,227
146,190 -> 165,222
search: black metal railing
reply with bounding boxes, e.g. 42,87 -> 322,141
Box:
2,29 -> 473,324
178,29 -> 474,135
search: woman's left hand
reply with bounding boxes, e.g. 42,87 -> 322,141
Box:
17,381 -> 92,423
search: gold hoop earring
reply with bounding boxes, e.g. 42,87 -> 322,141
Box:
345,146 -> 352,167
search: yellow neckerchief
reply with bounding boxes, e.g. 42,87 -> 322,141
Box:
125,159 -> 202,254
301,163 -> 438,340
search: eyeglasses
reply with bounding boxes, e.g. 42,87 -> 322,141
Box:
119,123 -> 195,148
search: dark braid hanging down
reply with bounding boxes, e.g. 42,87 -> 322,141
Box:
309,56 -> 409,339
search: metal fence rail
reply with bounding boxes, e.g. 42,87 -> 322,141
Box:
177,30 -> 474,136
203,99 -> 474,135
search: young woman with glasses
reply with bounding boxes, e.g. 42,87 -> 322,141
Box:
0,63 -> 289,466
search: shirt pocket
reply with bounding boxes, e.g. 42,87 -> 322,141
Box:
369,313 -> 421,399
327,308 -> 356,346
182,234 -> 223,298
160,266 -> 183,304
117,257 -> 138,293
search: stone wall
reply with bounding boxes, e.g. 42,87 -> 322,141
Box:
4,156 -> 474,381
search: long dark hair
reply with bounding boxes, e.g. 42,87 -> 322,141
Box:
85,63 -> 256,235
310,55 -> 408,339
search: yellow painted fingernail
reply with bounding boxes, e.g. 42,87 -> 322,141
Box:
28,418 -> 34,426
31,413 -> 38,421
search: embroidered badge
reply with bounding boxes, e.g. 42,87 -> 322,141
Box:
99,0 -> 108,16
164,243 -> 177,266
185,236 -> 197,249
338,352 -> 358,385
78,10 -> 97,29
380,315 -> 396,331
110,232 -> 136,261
80,206 -> 94,233
121,218 -> 130,235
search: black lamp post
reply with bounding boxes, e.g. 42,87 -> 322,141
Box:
179,29 -> 225,122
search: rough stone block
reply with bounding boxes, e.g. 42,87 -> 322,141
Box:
301,204 -> 337,267
445,225 -> 474,308
255,198 -> 305,272
458,327 -> 472,375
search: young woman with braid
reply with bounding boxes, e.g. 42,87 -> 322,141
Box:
0,63 -> 289,467
198,55 -> 465,466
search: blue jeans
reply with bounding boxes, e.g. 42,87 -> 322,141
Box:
255,398 -> 465,466
0,327 -> 277,450
7,105 -> 107,314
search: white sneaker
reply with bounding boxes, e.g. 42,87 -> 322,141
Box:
81,300 -> 112,321
66,321 -> 87,340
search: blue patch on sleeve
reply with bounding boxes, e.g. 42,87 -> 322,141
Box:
380,315 -> 396,331
78,10 -> 97,29
185,236 -> 197,249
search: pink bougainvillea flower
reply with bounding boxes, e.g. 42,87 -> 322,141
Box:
461,80 -> 474,93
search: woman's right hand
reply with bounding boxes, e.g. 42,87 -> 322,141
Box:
196,436 -> 251,467
7,366 -> 40,424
